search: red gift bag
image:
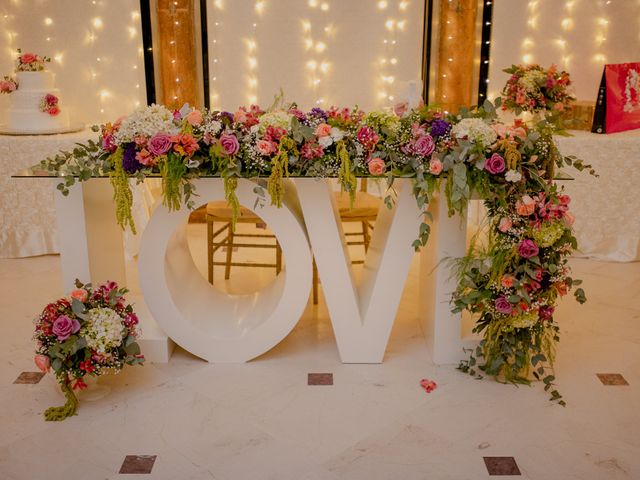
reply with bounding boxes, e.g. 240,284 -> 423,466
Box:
592,62 -> 640,134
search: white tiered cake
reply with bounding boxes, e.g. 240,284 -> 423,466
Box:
7,71 -> 70,133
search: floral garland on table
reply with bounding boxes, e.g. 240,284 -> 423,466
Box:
37,65 -> 595,404
34,280 -> 145,421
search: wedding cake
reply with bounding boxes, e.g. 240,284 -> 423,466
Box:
1,50 -> 70,133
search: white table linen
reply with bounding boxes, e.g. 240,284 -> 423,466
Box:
556,129 -> 640,262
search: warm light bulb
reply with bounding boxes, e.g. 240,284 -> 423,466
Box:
315,41 -> 326,52
377,0 -> 388,9
92,17 -> 103,29
255,1 -> 265,14
44,17 -> 53,26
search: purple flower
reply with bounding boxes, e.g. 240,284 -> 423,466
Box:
413,135 -> 435,156
485,153 -> 506,174
220,133 -> 240,156
310,107 -> 328,122
518,239 -> 540,259
430,119 -> 450,137
52,314 -> 80,341
538,306 -> 555,321
220,111 -> 234,123
494,296 -> 513,315
122,142 -> 143,173
148,133 -> 173,156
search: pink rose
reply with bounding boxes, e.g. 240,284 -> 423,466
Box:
485,153 -> 506,174
52,314 -> 80,341
0,80 -> 16,93
518,239 -> 539,259
186,109 -> 203,126
47,106 -> 60,116
413,135 -> 435,156
501,275 -> 515,288
429,158 -> 443,175
34,354 -> 50,373
498,217 -> 512,233
20,53 -> 37,64
220,133 -> 240,156
148,133 -> 173,156
314,123 -> 332,137
256,139 -> 276,155
70,288 -> 88,303
368,157 -> 386,176
495,296 -> 513,315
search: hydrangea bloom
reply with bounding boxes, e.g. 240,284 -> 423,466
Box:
451,118 -> 497,148
81,307 -> 125,354
114,104 -> 178,144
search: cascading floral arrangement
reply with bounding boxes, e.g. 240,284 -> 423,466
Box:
37,65 -> 595,404
501,64 -> 574,116
34,280 -> 144,421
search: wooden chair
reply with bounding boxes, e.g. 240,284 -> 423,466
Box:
206,203 -> 282,284
312,179 -> 381,304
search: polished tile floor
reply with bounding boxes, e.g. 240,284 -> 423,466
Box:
1,229 -> 639,479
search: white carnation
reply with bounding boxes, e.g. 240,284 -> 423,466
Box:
81,307 -> 125,354
505,170 -> 522,183
451,118 -> 497,147
318,136 -> 333,148
330,127 -> 345,141
114,104 -> 178,143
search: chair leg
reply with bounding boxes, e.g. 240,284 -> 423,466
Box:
312,258 -> 319,305
207,217 -> 214,284
276,240 -> 282,274
362,220 -> 370,252
224,224 -> 233,280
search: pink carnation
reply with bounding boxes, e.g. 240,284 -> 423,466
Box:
256,139 -> 277,155
357,126 -> 379,151
429,158 -> 443,175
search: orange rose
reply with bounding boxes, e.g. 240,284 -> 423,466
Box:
516,195 -> 536,216
501,275 -> 515,288
70,288 -> 88,303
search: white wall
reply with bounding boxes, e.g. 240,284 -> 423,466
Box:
206,0 -> 425,111
488,0 -> 640,101
0,0 -> 146,125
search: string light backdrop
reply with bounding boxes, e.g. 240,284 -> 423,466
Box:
488,0 -> 640,101
206,0 -> 424,111
0,0 -> 146,125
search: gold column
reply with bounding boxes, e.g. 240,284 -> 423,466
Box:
157,0 -> 199,108
434,0 -> 478,113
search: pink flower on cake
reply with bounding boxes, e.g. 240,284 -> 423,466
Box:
19,53 -> 37,64
220,133 -> 240,156
0,78 -> 17,94
47,106 -> 60,116
45,93 -> 58,106
148,133 -> 173,156
419,378 -> 437,393
368,157 -> 386,176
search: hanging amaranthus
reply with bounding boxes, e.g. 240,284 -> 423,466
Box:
109,146 -> 136,234
267,136 -> 296,207
160,153 -> 187,211
337,140 -> 356,208
43,377 -> 78,421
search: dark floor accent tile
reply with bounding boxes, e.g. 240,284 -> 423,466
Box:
597,373 -> 629,386
308,373 -> 333,385
13,372 -> 45,384
119,455 -> 157,474
483,457 -> 521,476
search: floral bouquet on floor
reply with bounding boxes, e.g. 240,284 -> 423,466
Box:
33,280 -> 144,421
501,64 -> 574,118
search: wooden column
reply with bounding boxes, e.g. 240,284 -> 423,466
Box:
434,0 -> 478,113
157,0 -> 199,109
